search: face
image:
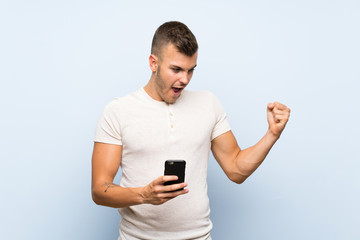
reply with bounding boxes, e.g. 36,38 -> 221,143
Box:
151,44 -> 198,104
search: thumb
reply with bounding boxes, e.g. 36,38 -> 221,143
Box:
267,102 -> 274,112
267,103 -> 275,124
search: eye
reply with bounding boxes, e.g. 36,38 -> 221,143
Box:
172,68 -> 181,73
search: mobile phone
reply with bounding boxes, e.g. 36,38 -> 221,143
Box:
164,160 -> 186,189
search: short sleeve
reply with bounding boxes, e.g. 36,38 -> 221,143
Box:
94,100 -> 123,145
209,92 -> 231,141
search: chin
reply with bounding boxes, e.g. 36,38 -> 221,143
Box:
165,99 -> 176,104
165,97 -> 178,104
162,91 -> 181,104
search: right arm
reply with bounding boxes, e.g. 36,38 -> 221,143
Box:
91,142 -> 188,208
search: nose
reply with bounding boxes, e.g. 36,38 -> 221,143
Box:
179,72 -> 190,85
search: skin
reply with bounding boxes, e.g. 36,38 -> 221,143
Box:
144,44 -> 198,104
91,43 -> 291,208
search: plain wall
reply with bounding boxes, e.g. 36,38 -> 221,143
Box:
1,0 -> 359,239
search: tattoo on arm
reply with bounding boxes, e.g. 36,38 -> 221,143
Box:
103,182 -> 117,192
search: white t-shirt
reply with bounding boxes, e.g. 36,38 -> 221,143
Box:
94,88 -> 231,240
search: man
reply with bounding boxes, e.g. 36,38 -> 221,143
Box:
92,21 -> 290,240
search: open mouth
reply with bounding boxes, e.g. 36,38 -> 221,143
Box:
172,87 -> 183,95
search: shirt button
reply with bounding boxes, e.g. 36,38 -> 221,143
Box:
169,112 -> 173,117
171,124 -> 174,128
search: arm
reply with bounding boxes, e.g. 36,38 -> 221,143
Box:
91,142 -> 188,208
211,102 -> 290,184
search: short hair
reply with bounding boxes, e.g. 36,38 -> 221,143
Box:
151,21 -> 198,58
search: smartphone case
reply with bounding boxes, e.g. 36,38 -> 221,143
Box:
164,160 -> 186,188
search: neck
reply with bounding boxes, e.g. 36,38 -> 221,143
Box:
144,74 -> 161,101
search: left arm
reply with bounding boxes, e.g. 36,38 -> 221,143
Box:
211,102 -> 290,184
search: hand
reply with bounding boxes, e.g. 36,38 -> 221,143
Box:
140,176 -> 189,205
267,102 -> 291,138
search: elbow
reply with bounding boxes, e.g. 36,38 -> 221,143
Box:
91,191 -> 100,205
228,172 -> 247,184
232,178 -> 246,184
91,187 -> 103,205
92,195 -> 100,205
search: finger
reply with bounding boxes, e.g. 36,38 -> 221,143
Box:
274,102 -> 288,111
153,182 -> 187,194
274,108 -> 291,116
272,109 -> 290,118
158,188 -> 189,199
272,109 -> 290,116
163,182 -> 188,192
153,175 -> 178,185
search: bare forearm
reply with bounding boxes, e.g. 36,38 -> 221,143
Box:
233,130 -> 279,183
92,182 -> 144,208
212,102 -> 290,184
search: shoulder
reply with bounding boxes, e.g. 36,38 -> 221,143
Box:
104,89 -> 143,111
98,90 -> 144,123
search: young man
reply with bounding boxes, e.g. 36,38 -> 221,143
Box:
92,21 -> 290,240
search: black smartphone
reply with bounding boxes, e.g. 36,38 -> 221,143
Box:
164,160 -> 186,189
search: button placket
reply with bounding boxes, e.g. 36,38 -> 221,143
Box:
168,104 -> 175,130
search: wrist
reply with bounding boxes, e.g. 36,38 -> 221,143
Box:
266,128 -> 281,142
135,187 -> 147,204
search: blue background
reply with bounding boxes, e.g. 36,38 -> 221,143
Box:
1,1 -> 359,239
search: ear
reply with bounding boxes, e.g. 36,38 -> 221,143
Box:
149,54 -> 159,72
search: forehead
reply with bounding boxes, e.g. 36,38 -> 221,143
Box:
160,44 -> 198,67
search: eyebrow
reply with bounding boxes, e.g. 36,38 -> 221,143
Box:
170,64 -> 197,71
190,64 -> 197,70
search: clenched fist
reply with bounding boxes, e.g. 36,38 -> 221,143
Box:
267,102 -> 290,138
